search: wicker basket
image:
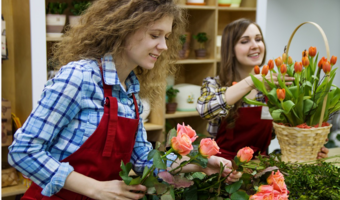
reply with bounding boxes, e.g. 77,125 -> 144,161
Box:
273,22 -> 333,162
273,122 -> 332,162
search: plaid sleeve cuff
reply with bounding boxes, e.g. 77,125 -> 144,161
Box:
41,163 -> 74,196
217,86 -> 234,111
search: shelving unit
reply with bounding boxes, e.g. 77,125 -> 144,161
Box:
2,0 -> 260,198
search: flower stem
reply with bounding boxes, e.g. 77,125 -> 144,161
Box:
169,155 -> 197,174
161,148 -> 174,159
270,70 -> 273,83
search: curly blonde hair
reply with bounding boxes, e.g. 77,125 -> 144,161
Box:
52,0 -> 187,105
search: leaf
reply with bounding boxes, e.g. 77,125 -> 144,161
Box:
170,186 -> 175,200
282,100 -> 295,114
147,187 -> 156,194
230,191 -> 249,200
250,74 -> 266,94
166,128 -> 177,147
336,134 -> 340,141
129,176 -> 141,185
155,183 -> 168,195
158,171 -> 175,184
144,175 -> 159,188
119,161 -> 133,185
225,180 -> 243,194
184,185 -> 198,200
173,175 -> 194,188
153,150 -> 167,170
142,166 -> 149,179
192,154 -> 208,168
191,172 -> 206,180
243,97 -> 267,106
148,149 -> 158,161
160,193 -> 173,200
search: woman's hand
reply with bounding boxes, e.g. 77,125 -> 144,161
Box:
317,146 -> 329,159
95,180 -> 146,200
254,73 -> 295,91
201,156 -> 242,183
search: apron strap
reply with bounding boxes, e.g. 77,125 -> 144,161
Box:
102,96 -> 119,157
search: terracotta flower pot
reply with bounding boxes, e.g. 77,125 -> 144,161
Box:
166,102 -> 177,114
273,122 -> 332,162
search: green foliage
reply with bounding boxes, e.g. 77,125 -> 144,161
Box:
47,2 -> 68,14
193,32 -> 208,49
247,50 -> 340,127
166,86 -> 179,103
257,153 -> 340,199
180,34 -> 187,46
70,1 -> 91,16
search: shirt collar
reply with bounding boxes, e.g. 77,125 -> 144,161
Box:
100,54 -> 140,94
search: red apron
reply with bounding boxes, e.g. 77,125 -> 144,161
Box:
215,106 -> 273,160
22,67 -> 140,200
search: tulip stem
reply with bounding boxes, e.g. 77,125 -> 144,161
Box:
281,100 -> 284,111
296,74 -> 300,104
270,70 -> 273,83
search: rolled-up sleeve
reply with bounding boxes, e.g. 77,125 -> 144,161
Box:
8,66 -> 84,196
196,77 -> 234,121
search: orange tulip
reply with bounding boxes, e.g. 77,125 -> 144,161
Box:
302,56 -> 310,67
275,57 -> 283,68
276,89 -> 286,101
302,49 -> 308,57
318,57 -> 327,68
280,64 -> 287,75
262,65 -> 269,76
323,61 -> 331,74
288,56 -> 293,65
330,56 -> 337,66
268,59 -> 274,70
254,65 -> 260,74
282,53 -> 287,64
232,81 -> 238,85
308,46 -> 317,57
294,62 -> 303,74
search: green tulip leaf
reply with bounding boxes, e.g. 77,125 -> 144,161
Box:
271,109 -> 285,121
264,77 -> 276,89
243,97 -> 267,106
282,100 -> 295,114
250,74 -> 266,94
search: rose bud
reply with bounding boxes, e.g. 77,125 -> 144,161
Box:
302,56 -> 310,67
308,46 -> 317,57
276,89 -> 286,101
199,138 -> 220,158
323,61 -> 331,74
268,59 -> 274,70
280,64 -> 287,75
261,65 -> 269,76
171,132 -> 193,156
282,53 -> 287,64
288,56 -> 293,65
330,55 -> 337,66
275,57 -> 283,68
318,57 -> 327,68
294,61 -> 303,74
236,147 -> 254,162
254,65 -> 260,74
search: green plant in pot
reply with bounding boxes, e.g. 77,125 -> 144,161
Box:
69,1 -> 91,27
178,34 -> 187,59
46,2 -> 68,34
166,86 -> 179,114
193,32 -> 208,59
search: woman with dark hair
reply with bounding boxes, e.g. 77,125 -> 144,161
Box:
197,18 -> 329,161
8,1 -> 241,199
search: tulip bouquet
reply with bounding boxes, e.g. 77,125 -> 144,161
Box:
119,123 -> 290,200
247,47 -> 339,127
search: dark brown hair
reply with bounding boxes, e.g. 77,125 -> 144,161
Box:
219,18 -> 266,127
52,0 -> 187,106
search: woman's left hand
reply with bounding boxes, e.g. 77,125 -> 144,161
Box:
202,156 -> 242,183
317,146 -> 329,159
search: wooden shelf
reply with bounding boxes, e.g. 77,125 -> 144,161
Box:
144,123 -> 163,131
178,5 -> 216,10
165,111 -> 199,119
2,183 -> 27,197
218,7 -> 256,11
176,59 -> 216,64
46,36 -> 62,42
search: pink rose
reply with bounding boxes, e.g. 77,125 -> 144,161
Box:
249,192 -> 273,200
267,170 -> 287,193
258,185 -> 273,193
177,123 -> 198,142
236,147 -> 254,162
199,138 -> 221,158
171,131 -> 193,156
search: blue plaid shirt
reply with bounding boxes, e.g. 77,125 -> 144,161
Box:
8,55 -> 174,196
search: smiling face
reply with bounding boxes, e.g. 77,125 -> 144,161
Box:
234,24 -> 265,70
123,16 -> 173,70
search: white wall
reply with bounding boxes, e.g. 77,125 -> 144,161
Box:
262,0 -> 340,152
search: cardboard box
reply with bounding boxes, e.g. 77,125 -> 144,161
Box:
2,99 -> 12,146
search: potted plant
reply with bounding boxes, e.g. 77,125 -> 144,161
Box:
46,2 -> 68,35
193,32 -> 208,59
166,86 -> 179,114
246,22 -> 339,162
69,1 -> 91,27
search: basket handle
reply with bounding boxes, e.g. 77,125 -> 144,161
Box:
285,22 -> 330,127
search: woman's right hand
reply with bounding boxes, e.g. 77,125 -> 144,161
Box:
253,73 -> 295,91
95,180 -> 146,200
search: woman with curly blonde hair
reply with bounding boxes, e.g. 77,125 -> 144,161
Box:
9,1 -> 242,199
